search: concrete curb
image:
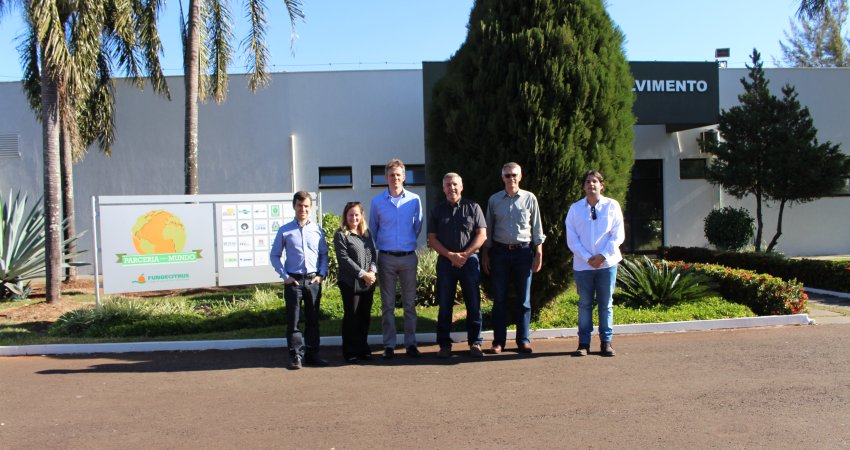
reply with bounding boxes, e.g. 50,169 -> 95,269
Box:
805,287 -> 850,300
0,314 -> 813,357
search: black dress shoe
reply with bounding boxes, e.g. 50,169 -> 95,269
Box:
304,355 -> 329,367
600,341 -> 616,357
288,355 -> 302,370
345,355 -> 358,364
406,345 -> 422,358
359,354 -> 373,362
382,348 -> 395,359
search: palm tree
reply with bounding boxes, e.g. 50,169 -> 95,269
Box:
179,0 -> 304,194
2,0 -> 170,303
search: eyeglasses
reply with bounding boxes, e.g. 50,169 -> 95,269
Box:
591,205 -> 597,220
502,173 -> 519,178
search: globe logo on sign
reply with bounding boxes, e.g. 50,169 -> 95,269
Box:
131,210 -> 187,254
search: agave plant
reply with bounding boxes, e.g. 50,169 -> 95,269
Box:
1,191 -> 85,300
616,256 -> 715,307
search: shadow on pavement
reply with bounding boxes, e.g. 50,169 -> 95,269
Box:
34,345 -> 578,374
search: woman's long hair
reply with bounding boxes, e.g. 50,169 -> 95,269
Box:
339,201 -> 370,237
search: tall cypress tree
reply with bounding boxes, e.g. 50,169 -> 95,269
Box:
427,0 -> 635,309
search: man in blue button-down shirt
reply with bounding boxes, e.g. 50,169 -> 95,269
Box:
270,191 -> 329,369
369,159 -> 423,359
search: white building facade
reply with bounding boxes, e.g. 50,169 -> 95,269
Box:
1,64 -> 848,274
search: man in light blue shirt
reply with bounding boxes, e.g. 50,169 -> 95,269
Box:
270,191 -> 329,369
565,170 -> 625,357
369,159 -> 423,359
482,162 -> 546,355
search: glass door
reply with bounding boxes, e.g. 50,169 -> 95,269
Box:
623,160 -> 663,254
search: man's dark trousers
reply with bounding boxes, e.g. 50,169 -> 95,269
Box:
436,254 -> 483,348
284,281 -> 322,358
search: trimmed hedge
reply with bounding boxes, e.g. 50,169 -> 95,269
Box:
660,246 -> 850,293
666,260 -> 807,315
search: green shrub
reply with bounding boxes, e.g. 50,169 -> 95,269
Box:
616,256 -> 715,307
703,206 -> 754,251
414,246 -> 469,306
1,190 -> 84,301
666,260 -> 807,315
49,288 -> 288,337
321,212 -> 341,286
49,299 -> 149,337
415,247 -> 439,306
660,246 -> 850,293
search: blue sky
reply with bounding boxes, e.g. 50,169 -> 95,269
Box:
0,0 -> 808,82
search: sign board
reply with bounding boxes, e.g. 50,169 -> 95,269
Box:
99,204 -> 217,293
630,61 -> 719,129
216,200 -> 296,286
94,193 -> 320,296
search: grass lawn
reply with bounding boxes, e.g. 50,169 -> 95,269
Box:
1,283 -> 754,347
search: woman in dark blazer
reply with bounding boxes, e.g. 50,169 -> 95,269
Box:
334,201 -> 378,363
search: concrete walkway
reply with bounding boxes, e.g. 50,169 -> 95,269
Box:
806,289 -> 850,325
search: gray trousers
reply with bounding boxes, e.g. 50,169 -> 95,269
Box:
378,253 -> 418,348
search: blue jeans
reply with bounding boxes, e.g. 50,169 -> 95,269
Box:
574,266 -> 617,345
436,254 -> 483,348
490,245 -> 533,347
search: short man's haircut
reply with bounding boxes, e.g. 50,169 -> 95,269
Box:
385,158 -> 406,175
582,170 -> 605,186
292,191 -> 312,208
442,172 -> 462,183
502,162 -> 521,174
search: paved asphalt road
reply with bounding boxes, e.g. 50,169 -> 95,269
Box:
2,323 -> 850,449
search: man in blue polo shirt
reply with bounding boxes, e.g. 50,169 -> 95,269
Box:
270,191 -> 329,370
369,159 -> 423,359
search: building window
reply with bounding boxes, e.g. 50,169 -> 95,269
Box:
371,164 -> 426,187
699,130 -> 718,153
318,166 -> 352,188
679,159 -> 707,180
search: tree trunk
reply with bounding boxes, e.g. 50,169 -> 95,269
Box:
60,126 -> 78,283
754,189 -> 764,252
184,0 -> 201,195
41,69 -> 62,304
765,200 -> 786,253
